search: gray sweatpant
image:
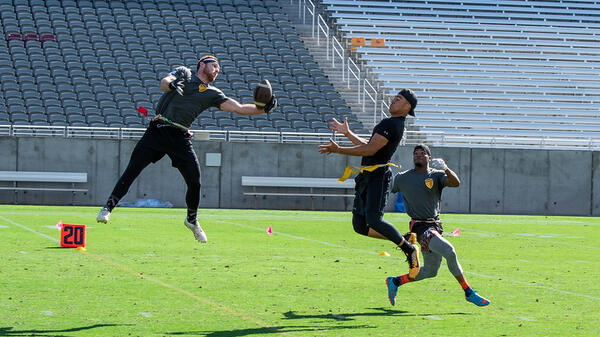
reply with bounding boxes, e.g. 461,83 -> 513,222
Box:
414,234 -> 464,281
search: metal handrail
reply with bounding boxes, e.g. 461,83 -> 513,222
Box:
363,79 -> 378,123
331,36 -> 345,81
347,57 -> 360,96
297,0 -> 385,122
2,124 -> 599,150
380,100 -> 390,120
317,14 -> 329,57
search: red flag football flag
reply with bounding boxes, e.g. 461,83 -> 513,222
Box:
266,226 -> 272,235
452,228 -> 460,236
137,106 -> 148,117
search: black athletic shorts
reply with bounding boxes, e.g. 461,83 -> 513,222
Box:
352,166 -> 391,217
410,220 -> 444,251
136,120 -> 198,169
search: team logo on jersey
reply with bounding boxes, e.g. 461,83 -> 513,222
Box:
425,178 -> 433,189
198,84 -> 207,92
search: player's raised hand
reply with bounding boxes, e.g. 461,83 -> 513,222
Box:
173,66 -> 192,81
430,158 -> 448,170
318,138 -> 340,154
329,117 -> 350,135
168,66 -> 191,96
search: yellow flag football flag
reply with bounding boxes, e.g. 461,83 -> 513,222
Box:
337,163 -> 400,183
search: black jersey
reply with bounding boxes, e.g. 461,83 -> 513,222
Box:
156,73 -> 228,128
361,116 -> 405,166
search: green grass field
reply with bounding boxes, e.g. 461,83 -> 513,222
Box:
1,205 -> 599,337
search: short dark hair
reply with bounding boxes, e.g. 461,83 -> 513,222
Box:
413,144 -> 431,156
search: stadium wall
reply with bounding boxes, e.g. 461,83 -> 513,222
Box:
0,136 -> 598,216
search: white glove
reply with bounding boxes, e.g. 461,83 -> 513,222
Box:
430,158 -> 448,171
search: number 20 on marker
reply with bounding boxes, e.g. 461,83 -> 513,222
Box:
60,224 -> 86,248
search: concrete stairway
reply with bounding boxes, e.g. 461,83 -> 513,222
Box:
283,2 -> 379,131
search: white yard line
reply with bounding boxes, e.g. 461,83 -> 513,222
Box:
3,213 -> 599,302
0,215 -> 293,335
466,229 -> 599,250
0,215 -> 60,242
215,219 -> 600,302
215,219 -> 377,254
468,271 -> 600,301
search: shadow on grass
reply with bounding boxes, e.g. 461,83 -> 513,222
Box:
165,324 -> 375,336
283,307 -> 470,321
0,324 -> 125,337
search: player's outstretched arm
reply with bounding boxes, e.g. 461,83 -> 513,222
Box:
219,98 -> 266,115
329,117 -> 367,145
319,133 -> 388,157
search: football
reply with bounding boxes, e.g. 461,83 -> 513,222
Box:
253,79 -> 272,108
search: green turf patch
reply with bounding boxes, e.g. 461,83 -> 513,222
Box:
1,205 -> 598,336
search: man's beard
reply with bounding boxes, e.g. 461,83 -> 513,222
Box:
205,71 -> 217,82
415,161 -> 425,168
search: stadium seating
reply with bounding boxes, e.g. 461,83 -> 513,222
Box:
0,0 -> 366,133
319,0 -> 600,140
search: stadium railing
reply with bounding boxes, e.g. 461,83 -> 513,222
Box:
1,124 -> 599,151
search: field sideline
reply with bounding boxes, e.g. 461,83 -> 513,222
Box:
1,205 -> 599,336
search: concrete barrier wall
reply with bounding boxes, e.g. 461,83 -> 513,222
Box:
0,136 -> 598,216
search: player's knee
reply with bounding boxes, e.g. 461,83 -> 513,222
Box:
440,245 -> 457,260
352,214 -> 369,236
446,248 -> 457,261
418,267 -> 438,279
365,211 -> 382,228
422,268 -> 438,279
187,180 -> 201,191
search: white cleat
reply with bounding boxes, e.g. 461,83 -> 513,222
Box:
184,218 -> 208,243
96,207 -> 111,223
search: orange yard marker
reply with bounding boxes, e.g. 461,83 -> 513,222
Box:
60,224 -> 86,248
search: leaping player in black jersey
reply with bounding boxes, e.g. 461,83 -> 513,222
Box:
96,55 -> 276,243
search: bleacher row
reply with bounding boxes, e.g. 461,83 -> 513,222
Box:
0,0 -> 367,133
321,0 -> 600,139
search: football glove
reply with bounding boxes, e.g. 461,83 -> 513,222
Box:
430,158 -> 448,171
169,66 -> 192,96
172,66 -> 192,81
169,79 -> 184,96
264,95 -> 277,113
